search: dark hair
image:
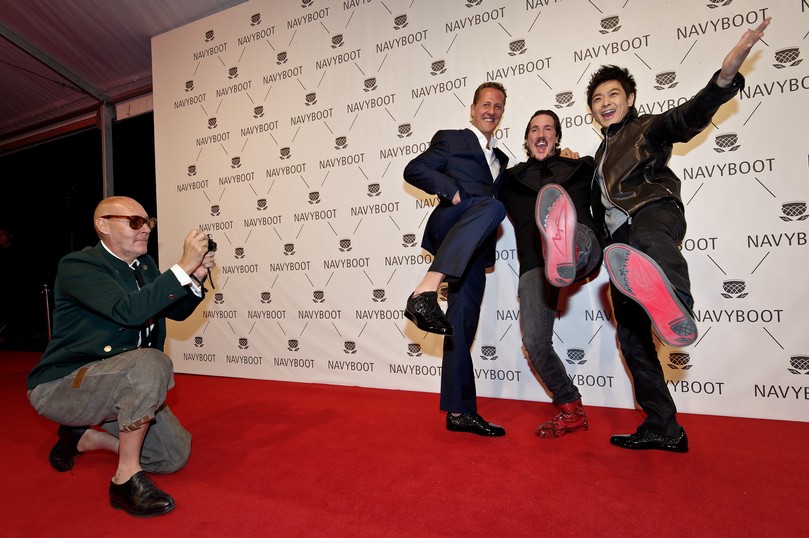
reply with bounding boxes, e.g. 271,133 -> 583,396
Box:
522,110 -> 562,156
586,65 -> 636,107
472,81 -> 507,105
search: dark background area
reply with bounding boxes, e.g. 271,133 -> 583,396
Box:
0,113 -> 157,350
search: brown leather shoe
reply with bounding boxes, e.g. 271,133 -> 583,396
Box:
109,471 -> 176,517
535,400 -> 588,438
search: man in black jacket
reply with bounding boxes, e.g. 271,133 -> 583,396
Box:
587,18 -> 770,452
501,110 -> 601,438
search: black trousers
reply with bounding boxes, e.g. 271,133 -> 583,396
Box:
609,199 -> 689,437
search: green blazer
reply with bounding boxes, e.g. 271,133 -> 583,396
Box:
27,243 -> 204,389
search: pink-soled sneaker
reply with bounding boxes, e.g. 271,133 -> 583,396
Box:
536,183 -> 577,287
604,243 -> 698,347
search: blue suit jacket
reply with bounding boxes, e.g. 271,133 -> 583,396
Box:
403,128 -> 508,258
27,243 -> 204,388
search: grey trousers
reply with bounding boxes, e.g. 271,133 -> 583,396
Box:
28,348 -> 191,473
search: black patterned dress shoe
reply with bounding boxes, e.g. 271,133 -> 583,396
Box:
110,471 -> 176,517
405,291 -> 454,335
610,425 -> 688,453
446,412 -> 506,437
48,425 -> 88,472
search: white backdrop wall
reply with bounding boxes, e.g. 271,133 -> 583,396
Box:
152,0 -> 809,422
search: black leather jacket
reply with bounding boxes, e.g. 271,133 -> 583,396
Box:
591,71 -> 744,236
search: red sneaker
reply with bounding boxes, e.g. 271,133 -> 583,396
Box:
535,400 -> 588,438
604,243 -> 698,347
536,184 -> 577,287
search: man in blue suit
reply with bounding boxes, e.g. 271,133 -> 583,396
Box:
27,196 -> 215,516
404,82 -> 508,436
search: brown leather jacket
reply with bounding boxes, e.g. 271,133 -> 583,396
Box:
591,71 -> 744,237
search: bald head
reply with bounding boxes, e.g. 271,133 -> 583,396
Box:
93,196 -> 151,263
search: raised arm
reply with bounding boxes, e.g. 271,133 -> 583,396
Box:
717,17 -> 771,87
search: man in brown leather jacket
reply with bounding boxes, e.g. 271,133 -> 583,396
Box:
587,18 -> 770,453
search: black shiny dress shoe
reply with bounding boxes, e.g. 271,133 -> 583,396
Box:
446,412 -> 506,437
49,425 -> 88,472
110,471 -> 176,517
610,425 -> 688,453
405,292 -> 454,335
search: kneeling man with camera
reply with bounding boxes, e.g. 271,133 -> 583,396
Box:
27,196 -> 216,517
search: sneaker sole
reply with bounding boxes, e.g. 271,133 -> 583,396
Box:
604,244 -> 697,347
536,184 -> 577,287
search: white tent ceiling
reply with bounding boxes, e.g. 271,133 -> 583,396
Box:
0,0 -> 246,153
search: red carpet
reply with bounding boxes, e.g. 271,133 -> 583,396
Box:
3,350 -> 808,537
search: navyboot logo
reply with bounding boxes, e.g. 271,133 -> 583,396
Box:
185,80 -> 194,92
194,336 -> 204,348
238,337 -> 249,350
402,233 -> 417,247
465,0 -> 483,7
431,60 -> 447,76
288,339 -> 299,352
332,34 -> 344,48
480,345 -> 498,361
335,136 -> 348,149
208,117 -> 218,129
714,133 -> 740,152
364,77 -> 377,92
305,92 -> 317,106
313,290 -> 325,303
668,352 -> 693,370
367,183 -> 381,197
211,204 -> 220,217
780,201 -> 808,222
280,147 -> 291,160
277,51 -> 288,65
788,355 -> 809,375
774,47 -> 801,69
407,343 -> 422,357
284,243 -> 296,256
508,39 -> 526,56
214,292 -> 225,305
234,247 -> 245,260
344,341 -> 357,354
599,15 -> 621,34
565,348 -> 586,365
309,191 -> 321,204
372,289 -> 386,303
188,165 -> 197,176
205,30 -> 215,42
554,91 -> 574,109
654,71 -> 679,90
721,280 -> 748,299
256,198 -> 267,210
707,0 -> 733,8
251,13 -> 261,26
394,14 -> 408,30
231,156 -> 241,168
228,67 -> 238,79
398,123 -> 412,137
260,291 -> 272,304
254,106 -> 264,118
339,239 -> 352,252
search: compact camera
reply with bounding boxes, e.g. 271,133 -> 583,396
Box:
207,234 -> 217,253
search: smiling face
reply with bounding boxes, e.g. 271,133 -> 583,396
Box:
469,87 -> 506,141
94,196 -> 151,264
525,113 -> 559,161
589,80 -> 635,129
